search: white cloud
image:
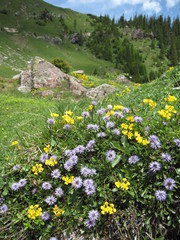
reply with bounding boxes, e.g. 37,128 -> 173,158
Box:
166,0 -> 180,8
142,0 -> 162,13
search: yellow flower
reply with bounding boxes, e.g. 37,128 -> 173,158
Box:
11,140 -> 18,146
32,164 -> 44,175
88,105 -> 93,111
122,130 -> 128,136
128,123 -> 133,130
44,144 -> 50,153
27,205 -> 42,219
62,175 -> 74,185
143,99 -> 156,109
128,131 -> 133,139
164,95 -> 177,102
142,139 -> 150,145
50,113 -> 59,118
113,105 -> 124,111
127,116 -> 134,123
100,202 -> 116,215
106,111 -> 115,117
62,115 -> 75,125
53,205 -> 64,217
65,111 -> 73,116
76,116 -> 83,121
121,123 -> 128,130
115,180 -> 121,188
45,157 -> 57,167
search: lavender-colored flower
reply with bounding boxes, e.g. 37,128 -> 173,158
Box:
40,153 -> 49,163
155,190 -> 167,201
89,169 -> 96,176
0,198 -> 5,204
106,150 -> 116,162
134,116 -> 143,123
122,107 -> 129,113
51,155 -> 57,160
13,164 -> 21,171
148,135 -> 161,150
161,153 -> 172,162
41,211 -> 50,221
45,195 -> 57,205
63,124 -> 71,130
97,132 -> 106,138
145,126 -> 150,132
174,139 -> 180,147
97,108 -> 105,115
114,112 -> 124,119
88,210 -> 99,221
64,159 -> 74,171
84,185 -> 96,195
72,177 -> 83,189
149,161 -> 161,173
82,111 -> 90,118
87,124 -> 99,132
107,105 -> 113,110
128,155 -> 139,164
42,182 -> 52,190
106,121 -> 115,129
83,179 -> 94,187
85,219 -> 96,228
69,155 -> 78,165
163,122 -> 167,126
164,178 -> 176,190
11,183 -> 20,191
74,145 -> 85,154
54,187 -> 64,197
18,179 -> 27,187
80,167 -> 90,177
32,188 -> 37,195
113,128 -> 120,136
51,169 -> 61,179
49,237 -> 58,240
47,118 -> 55,125
86,140 -> 95,152
64,149 -> 73,157
91,101 -> 97,106
0,204 -> 8,214
103,116 -> 110,122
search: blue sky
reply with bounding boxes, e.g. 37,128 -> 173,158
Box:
44,0 -> 180,20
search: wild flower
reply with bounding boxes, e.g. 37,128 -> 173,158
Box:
101,202 -> 116,215
64,149 -> 73,157
97,132 -> 106,138
164,178 -> 176,190
113,105 -> 124,111
102,116 -> 110,122
113,112 -> 124,119
97,108 -> 105,115
45,157 -> 57,167
18,179 -> 27,187
149,161 -> 161,173
76,116 -> 83,121
84,184 -> 96,195
64,159 -> 74,171
62,115 -> 74,125
174,139 -> 180,147
82,111 -> 90,118
91,101 -> 97,106
106,110 -> 115,117
87,124 -> 99,132
127,116 -> 134,122
122,107 -> 129,113
53,205 -> 64,216
45,195 -> 57,205
41,212 -> 50,221
47,118 -> 55,125
51,169 -> 61,179
86,140 -> 95,152
161,153 -> 172,162
65,111 -> 73,116
115,178 -> 130,190
88,209 -> 99,221
49,237 -> 58,240
13,164 -> 21,171
148,135 -> 161,149
164,95 -> 177,102
42,182 -> 52,190
0,204 -> 8,214
89,169 -> 96,176
11,183 -> 20,191
106,150 -> 116,162
107,105 -> 113,110
62,175 -> 74,185
44,144 -> 50,153
72,177 -> 83,189
50,113 -> 59,118
128,155 -> 139,164
85,219 -> 96,228
11,140 -> 18,146
0,198 -> 5,204
40,153 -> 49,163
63,124 -> 71,130
80,167 -> 90,177
27,205 -> 42,219
134,116 -> 143,123
155,190 -> 167,201
74,145 -> 85,154
106,121 -> 115,129
54,187 -> 64,197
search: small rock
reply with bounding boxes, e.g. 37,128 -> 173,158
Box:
86,84 -> 116,99
41,90 -> 54,97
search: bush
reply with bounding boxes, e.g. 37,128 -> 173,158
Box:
51,58 -> 71,73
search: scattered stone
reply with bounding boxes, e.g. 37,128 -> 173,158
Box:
116,75 -> 131,84
3,27 -> 18,33
12,74 -> 20,80
68,77 -> 87,96
86,84 -> 116,99
72,70 -> 84,74
40,90 -> 54,97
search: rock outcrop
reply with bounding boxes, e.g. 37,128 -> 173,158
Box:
86,84 -> 116,99
69,77 -> 87,96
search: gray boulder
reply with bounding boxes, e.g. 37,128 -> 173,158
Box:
86,84 -> 116,99
68,77 -> 87,96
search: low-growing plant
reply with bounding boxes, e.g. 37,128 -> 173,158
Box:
52,58 -> 71,73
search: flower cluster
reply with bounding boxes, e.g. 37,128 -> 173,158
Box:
11,179 -> 27,191
62,111 -> 75,125
143,98 -> 157,109
53,205 -> 64,217
100,202 -> 116,215
121,123 -> 133,139
115,178 -> 130,190
164,95 -> 177,102
44,144 -> 50,153
45,157 -> 57,167
62,175 -> 74,185
158,105 -> 177,120
32,164 -> 44,175
134,131 -> 149,145
27,205 -> 42,220
85,209 -> 99,229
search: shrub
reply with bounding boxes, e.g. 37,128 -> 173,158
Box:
51,58 -> 71,73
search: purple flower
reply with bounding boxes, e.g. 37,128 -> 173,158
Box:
106,150 -> 116,162
72,177 -> 83,189
86,140 -> 95,152
0,204 -> 8,214
87,124 -> 99,132
97,108 -> 105,115
64,159 -> 74,171
74,145 -> 85,154
97,132 -> 106,138
54,187 -> 64,197
134,116 -> 143,123
174,139 -> 180,147
69,155 -> 78,165
85,219 -> 96,228
91,101 -> 97,106
122,107 -> 129,113
40,153 -> 49,163
82,111 -> 90,118
45,195 -> 57,205
13,164 -> 21,171
149,161 -> 161,173
83,179 -> 94,187
106,121 -> 115,129
64,149 -> 73,157
128,155 -> 139,164
114,112 -> 124,119
47,118 -> 55,125
51,155 -> 57,160
80,167 -> 90,177
155,190 -> 167,201
161,153 -> 172,162
84,185 -> 96,195
41,211 -> 50,221
103,116 -> 110,122
89,169 -> 96,176
42,182 -> 52,190
163,178 -> 176,190
32,188 -> 37,195
51,169 -> 61,179
107,105 -> 112,110
0,198 -> 5,204
63,124 -> 71,130
11,183 -> 20,191
88,209 -> 99,221
148,135 -> 161,150
112,128 -> 120,136
18,179 -> 27,187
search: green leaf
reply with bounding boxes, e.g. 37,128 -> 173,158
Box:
112,188 -> 118,192
111,155 -> 121,168
51,138 -> 56,147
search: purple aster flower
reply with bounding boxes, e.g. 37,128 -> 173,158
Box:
164,178 -> 176,190
72,177 -> 83,189
134,116 -> 143,123
155,190 -> 167,201
89,169 -> 96,176
40,153 -> 49,163
106,150 -> 116,162
74,145 -> 85,154
64,149 -> 73,157
91,101 -> 97,106
32,188 -> 37,195
0,204 -> 8,214
51,155 -> 57,160
84,185 -> 96,195
69,155 -> 78,165
114,112 -> 124,119
113,128 -> 120,136
80,167 -> 91,177
107,105 -> 113,110
87,124 -> 99,132
83,179 -> 94,187
63,124 -> 71,130
82,111 -> 90,118
122,107 -> 129,113
41,211 -> 50,221
97,108 -> 105,115
149,161 -> 161,173
128,155 -> 139,164
88,209 -> 99,221
45,195 -> 57,205
106,121 -> 115,129
13,164 -> 21,171
51,169 -> 61,179
174,139 -> 180,147
64,159 -> 74,171
86,140 -> 95,152
11,183 -> 20,191
54,187 -> 64,197
42,182 -> 52,190
97,132 -> 106,138
161,153 -> 172,162
47,118 -> 55,125
148,135 -> 161,150
0,198 -> 5,204
103,116 -> 110,122
85,219 -> 96,228
49,237 -> 58,240
18,179 -> 27,187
